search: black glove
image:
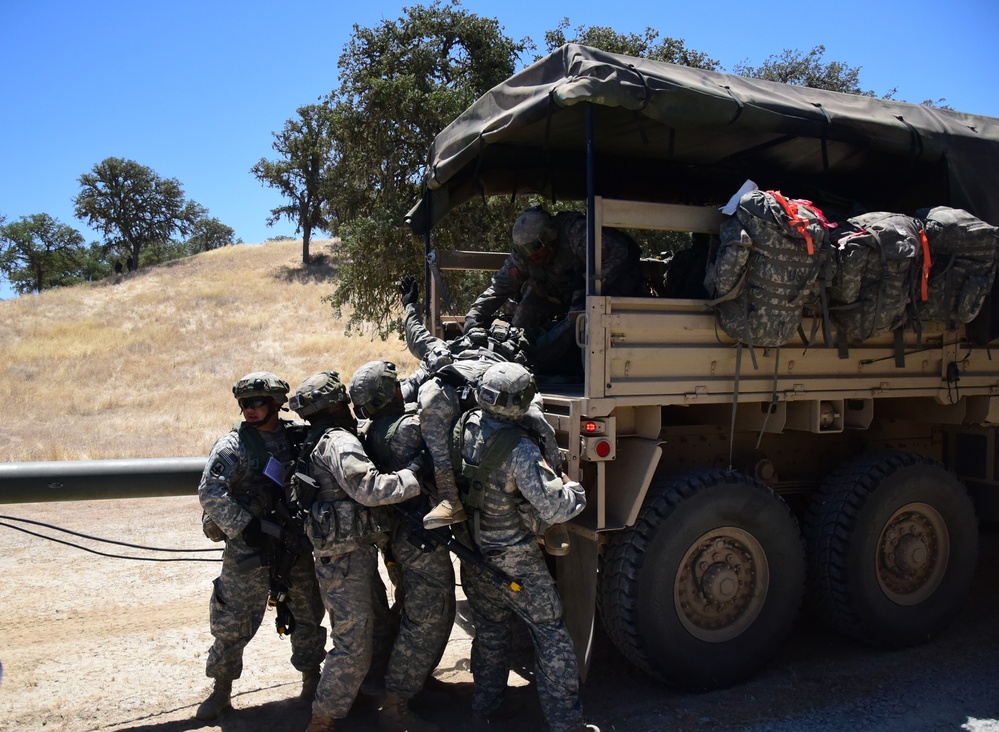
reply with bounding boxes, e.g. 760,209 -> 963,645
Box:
404,453 -> 425,480
242,517 -> 266,548
399,276 -> 419,307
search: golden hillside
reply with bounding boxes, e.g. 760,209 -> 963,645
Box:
0,240 -> 418,461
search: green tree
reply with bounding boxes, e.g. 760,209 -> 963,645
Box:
322,0 -> 526,334
73,157 -> 204,272
251,104 -> 333,264
0,213 -> 85,294
733,45 -> 878,96
187,216 -> 238,253
543,18 -> 720,69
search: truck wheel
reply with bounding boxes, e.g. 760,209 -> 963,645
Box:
805,450 -> 978,647
599,470 -> 805,690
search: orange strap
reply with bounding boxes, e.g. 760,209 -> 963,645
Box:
769,190 -> 815,255
919,229 -> 931,301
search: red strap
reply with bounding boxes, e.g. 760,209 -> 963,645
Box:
919,229 -> 931,301
769,190 -> 815,255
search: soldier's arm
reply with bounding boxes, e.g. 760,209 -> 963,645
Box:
198,433 -> 253,538
464,254 -> 525,332
404,302 -> 445,361
314,430 -> 421,507
511,438 -> 586,526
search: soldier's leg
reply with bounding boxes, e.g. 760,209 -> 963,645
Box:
205,544 -> 271,681
418,380 -> 466,528
384,538 -> 456,698
286,550 -> 328,699
363,560 -> 397,695
312,546 -> 378,721
490,547 -> 584,732
460,561 -> 515,718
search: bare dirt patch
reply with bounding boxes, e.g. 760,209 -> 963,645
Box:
1,497 -> 997,732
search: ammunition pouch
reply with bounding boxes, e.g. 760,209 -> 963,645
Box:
306,499 -> 390,550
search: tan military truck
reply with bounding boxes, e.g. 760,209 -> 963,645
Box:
406,44 -> 999,691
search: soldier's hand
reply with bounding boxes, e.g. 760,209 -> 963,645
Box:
399,276 -> 419,307
404,453 -> 426,480
242,517 -> 266,548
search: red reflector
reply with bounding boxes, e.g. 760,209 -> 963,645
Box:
595,440 -> 611,458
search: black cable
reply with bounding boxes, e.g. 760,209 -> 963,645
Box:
0,514 -> 221,552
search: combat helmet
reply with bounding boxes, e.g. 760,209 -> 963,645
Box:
348,361 -> 399,417
289,371 -> 349,418
511,206 -> 557,259
232,371 -> 289,406
475,362 -> 537,420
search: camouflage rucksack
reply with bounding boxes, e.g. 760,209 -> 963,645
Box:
705,190 -> 831,348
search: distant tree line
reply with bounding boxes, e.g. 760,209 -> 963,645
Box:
0,157 -> 239,295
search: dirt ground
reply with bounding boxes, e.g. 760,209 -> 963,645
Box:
0,495 -> 997,732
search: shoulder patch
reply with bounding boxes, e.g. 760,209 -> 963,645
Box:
209,443 -> 239,477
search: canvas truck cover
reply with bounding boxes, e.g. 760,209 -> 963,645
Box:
406,43 -> 999,337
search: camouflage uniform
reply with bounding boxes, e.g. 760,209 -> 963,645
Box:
458,408 -> 587,732
300,416 -> 421,721
363,403 -> 456,698
463,210 -> 645,332
198,422 -> 327,682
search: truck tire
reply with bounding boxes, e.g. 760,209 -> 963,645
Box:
805,450 -> 978,647
598,469 -> 806,690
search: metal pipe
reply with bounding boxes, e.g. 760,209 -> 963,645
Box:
0,458 -> 207,504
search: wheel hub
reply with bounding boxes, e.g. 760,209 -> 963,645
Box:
675,529 -> 769,643
877,502 -> 949,605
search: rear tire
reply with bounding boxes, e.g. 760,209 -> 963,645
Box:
599,469 -> 805,690
804,450 -> 978,646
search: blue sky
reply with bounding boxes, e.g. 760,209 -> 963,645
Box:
2,0 -> 997,300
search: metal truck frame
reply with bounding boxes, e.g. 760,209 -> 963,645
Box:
406,44 -> 999,690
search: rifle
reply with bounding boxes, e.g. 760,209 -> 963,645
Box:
392,502 -> 521,593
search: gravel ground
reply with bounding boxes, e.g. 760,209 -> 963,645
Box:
0,496 -> 996,732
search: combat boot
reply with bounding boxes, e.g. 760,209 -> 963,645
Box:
423,472 -> 466,529
566,724 -> 601,732
542,523 -> 571,556
379,691 -> 439,732
194,678 -> 232,721
300,666 -> 322,701
305,714 -> 337,732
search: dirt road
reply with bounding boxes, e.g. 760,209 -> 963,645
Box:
0,496 -> 996,732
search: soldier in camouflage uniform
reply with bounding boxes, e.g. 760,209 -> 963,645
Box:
462,206 -> 644,336
289,371 -> 423,732
195,372 -> 327,721
349,361 -> 456,732
398,277 -> 566,545
455,362 -> 597,732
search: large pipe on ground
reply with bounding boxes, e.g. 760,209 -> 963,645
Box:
0,458 -> 207,504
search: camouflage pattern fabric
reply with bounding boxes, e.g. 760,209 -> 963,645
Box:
830,212 -> 922,340
916,206 -> 999,325
199,423 -> 326,682
364,406 -> 456,698
707,190 -> 828,347
461,548 -> 583,732
464,210 -> 644,332
311,545 -> 382,719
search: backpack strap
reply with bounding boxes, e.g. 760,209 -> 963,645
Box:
452,410 -> 533,512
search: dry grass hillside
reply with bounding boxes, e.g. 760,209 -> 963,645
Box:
0,240 -> 418,461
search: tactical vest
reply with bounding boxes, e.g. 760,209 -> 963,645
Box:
228,421 -> 292,517
299,424 -> 388,552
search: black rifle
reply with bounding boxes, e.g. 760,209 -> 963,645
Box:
393,503 -> 521,593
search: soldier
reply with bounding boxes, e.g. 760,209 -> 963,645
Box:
288,370 -> 423,732
453,361 -> 598,732
462,206 -> 645,353
195,371 -> 326,721
349,360 -> 456,732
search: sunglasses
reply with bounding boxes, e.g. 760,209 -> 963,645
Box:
239,397 -> 269,410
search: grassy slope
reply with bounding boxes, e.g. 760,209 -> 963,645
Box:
0,240 -> 417,461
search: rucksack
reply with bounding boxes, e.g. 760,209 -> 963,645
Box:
915,206 -> 999,327
706,190 -> 831,348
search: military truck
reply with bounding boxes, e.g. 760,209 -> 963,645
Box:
406,44 -> 999,691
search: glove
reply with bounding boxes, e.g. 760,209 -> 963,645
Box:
242,517 -> 266,548
399,276 -> 419,307
404,453 -> 426,480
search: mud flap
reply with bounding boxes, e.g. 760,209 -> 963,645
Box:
556,533 -> 599,681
